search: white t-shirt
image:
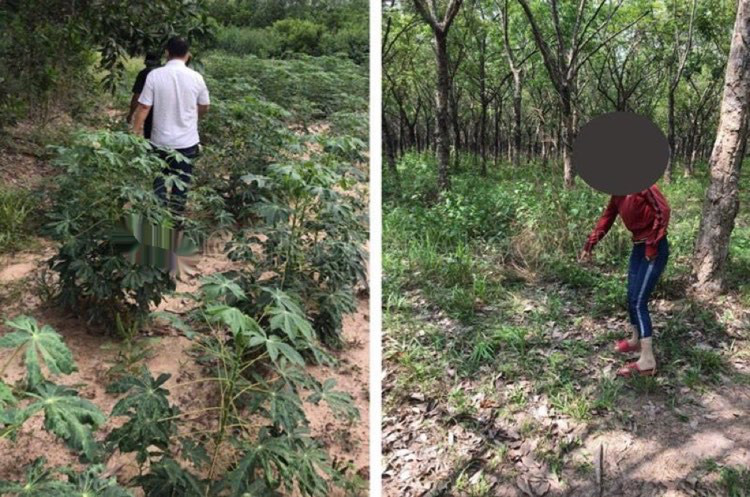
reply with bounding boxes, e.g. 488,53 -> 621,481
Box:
138,59 -> 210,150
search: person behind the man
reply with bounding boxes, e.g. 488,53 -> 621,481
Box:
126,51 -> 161,139
132,37 -> 210,215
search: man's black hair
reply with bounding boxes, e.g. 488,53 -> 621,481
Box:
145,51 -> 161,65
166,37 -> 189,58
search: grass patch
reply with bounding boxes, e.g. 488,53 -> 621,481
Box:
0,186 -> 33,253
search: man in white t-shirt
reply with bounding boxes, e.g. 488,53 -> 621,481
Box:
132,37 -> 210,215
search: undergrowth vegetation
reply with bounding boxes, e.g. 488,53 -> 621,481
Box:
384,152 -> 750,321
384,152 -> 750,422
0,187 -> 33,253
384,152 -> 750,494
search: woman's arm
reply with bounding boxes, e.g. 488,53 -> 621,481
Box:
583,197 -> 618,254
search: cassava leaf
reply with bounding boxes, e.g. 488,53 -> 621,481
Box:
214,428 -> 295,495
269,307 -> 314,342
0,316 -> 76,387
205,305 -> 258,335
307,378 -> 359,421
199,274 -> 246,302
135,458 -> 206,497
291,438 -> 335,497
23,383 -> 106,462
0,381 -> 16,409
60,464 -> 133,497
267,384 -> 307,432
179,437 -> 210,467
265,335 -> 305,366
106,368 -> 177,464
0,457 -> 72,496
239,173 -> 270,188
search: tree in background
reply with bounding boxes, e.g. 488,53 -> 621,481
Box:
412,0 -> 465,192
383,0 -> 733,192
691,0 -> 750,298
516,0 -> 642,188
663,0 -> 697,182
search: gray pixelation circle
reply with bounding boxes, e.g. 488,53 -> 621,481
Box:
573,112 -> 669,195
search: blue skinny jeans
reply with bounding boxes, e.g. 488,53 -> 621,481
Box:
627,236 -> 669,339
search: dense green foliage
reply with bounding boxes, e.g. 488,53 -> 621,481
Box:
208,0 -> 368,63
196,52 -> 368,347
0,4 -> 368,494
0,312 -> 360,495
46,132 -> 177,327
384,153 -> 750,320
0,1 -> 367,493
0,0 -> 214,128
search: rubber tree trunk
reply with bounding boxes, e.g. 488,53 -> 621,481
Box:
383,115 -> 398,177
691,0 -> 750,298
511,69 -> 522,166
450,91 -> 462,169
665,90 -> 676,182
560,87 -> 575,188
434,31 -> 452,191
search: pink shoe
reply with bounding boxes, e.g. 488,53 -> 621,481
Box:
616,361 -> 656,377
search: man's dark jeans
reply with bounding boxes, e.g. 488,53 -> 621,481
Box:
153,144 -> 199,216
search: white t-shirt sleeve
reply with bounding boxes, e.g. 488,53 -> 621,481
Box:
197,76 -> 210,105
137,72 -> 154,106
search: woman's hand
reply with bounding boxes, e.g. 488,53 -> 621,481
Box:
578,250 -> 592,263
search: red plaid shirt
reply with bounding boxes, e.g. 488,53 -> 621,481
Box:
584,185 -> 670,259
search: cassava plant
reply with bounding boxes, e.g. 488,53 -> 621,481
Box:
138,279 -> 362,495
0,316 -> 106,461
227,155 -> 367,346
0,311 -> 361,496
45,131 -> 178,329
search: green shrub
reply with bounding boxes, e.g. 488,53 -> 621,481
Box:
45,131 -> 176,328
321,24 -> 369,64
226,158 -> 368,347
273,18 -> 324,56
214,25 -> 281,57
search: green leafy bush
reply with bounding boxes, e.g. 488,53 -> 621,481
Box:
273,18 -> 324,55
321,24 -> 369,64
224,158 -> 367,346
45,131 -> 176,328
214,25 -> 281,57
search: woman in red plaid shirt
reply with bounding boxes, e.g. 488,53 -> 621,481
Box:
579,185 -> 670,377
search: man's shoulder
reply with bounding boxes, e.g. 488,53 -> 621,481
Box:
183,66 -> 206,82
